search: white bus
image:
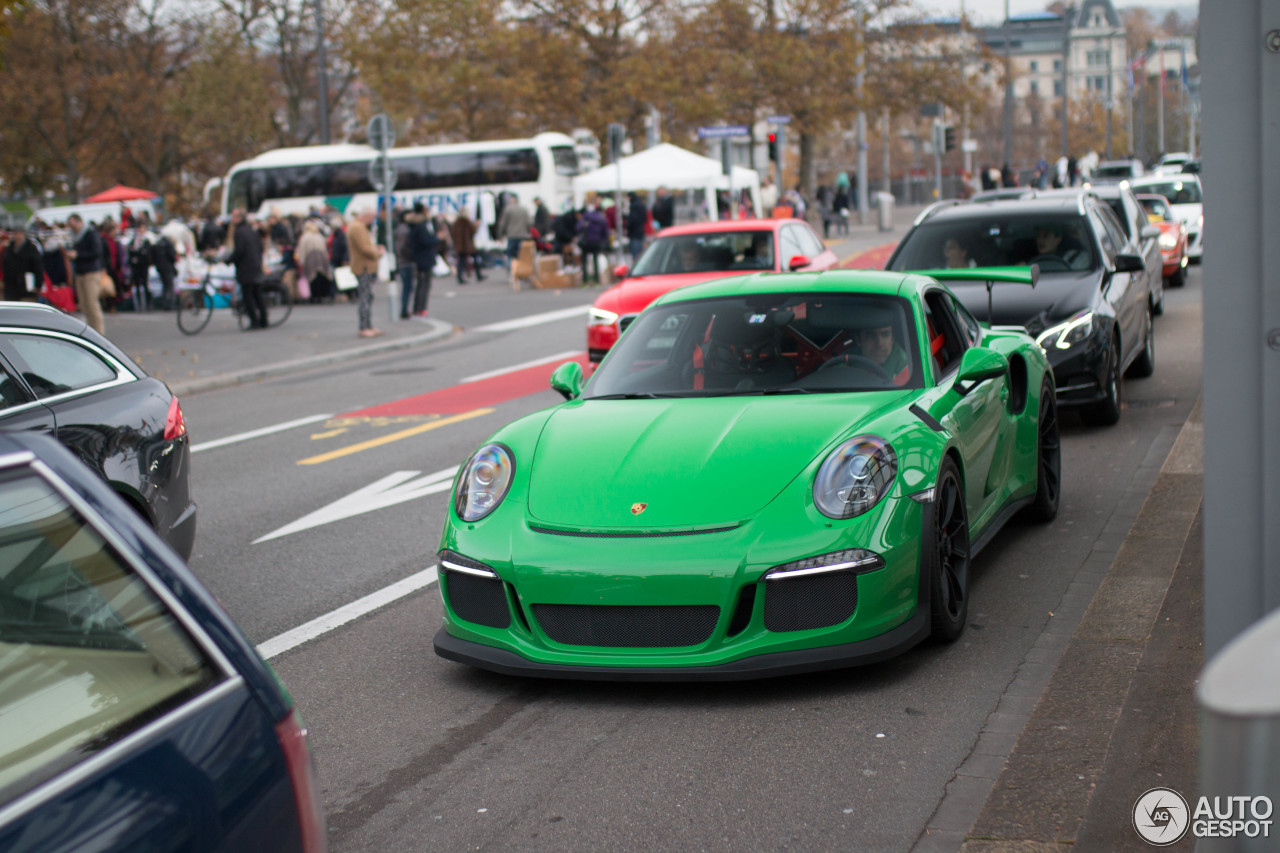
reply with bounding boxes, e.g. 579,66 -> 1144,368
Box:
214,132 -> 579,221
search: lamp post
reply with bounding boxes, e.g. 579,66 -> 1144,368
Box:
1002,0 -> 1013,168
315,0 -> 330,144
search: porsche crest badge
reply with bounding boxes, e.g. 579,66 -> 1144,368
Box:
630,502 -> 648,515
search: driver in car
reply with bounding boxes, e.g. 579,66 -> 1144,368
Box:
1032,223 -> 1085,267
853,313 -> 911,386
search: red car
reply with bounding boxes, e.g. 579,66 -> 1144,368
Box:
1136,192 -> 1189,288
587,218 -> 839,363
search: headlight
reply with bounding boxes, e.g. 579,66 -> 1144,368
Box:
588,307 -> 619,327
813,436 -> 897,519
1035,310 -> 1094,350
765,548 -> 885,580
454,444 -> 515,522
1158,232 -> 1177,250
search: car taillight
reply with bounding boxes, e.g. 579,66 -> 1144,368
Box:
164,397 -> 187,441
275,710 -> 329,853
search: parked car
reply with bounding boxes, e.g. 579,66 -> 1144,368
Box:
1136,193 -> 1190,288
0,431 -> 326,852
1050,183 -> 1165,315
586,218 -> 839,364
0,302 -> 196,559
885,193 -> 1156,426
1131,173 -> 1204,261
1154,152 -> 1193,174
1089,159 -> 1146,184
435,267 -> 1060,679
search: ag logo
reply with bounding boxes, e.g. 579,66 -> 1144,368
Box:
1134,787 -> 1190,845
630,503 -> 648,515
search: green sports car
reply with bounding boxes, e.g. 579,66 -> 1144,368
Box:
434,268 -> 1060,680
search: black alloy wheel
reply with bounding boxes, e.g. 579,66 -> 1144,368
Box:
1083,332 -> 1122,426
1022,378 -> 1061,523
930,458 -> 970,642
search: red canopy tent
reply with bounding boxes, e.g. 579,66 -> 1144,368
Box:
84,184 -> 158,203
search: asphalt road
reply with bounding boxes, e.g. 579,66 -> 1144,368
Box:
178,266 -> 1203,852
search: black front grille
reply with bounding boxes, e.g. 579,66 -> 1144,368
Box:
443,570 -> 511,629
763,572 -> 858,632
529,525 -> 738,539
531,604 -> 719,648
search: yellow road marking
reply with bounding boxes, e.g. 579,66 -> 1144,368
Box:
310,428 -> 349,440
297,408 -> 495,465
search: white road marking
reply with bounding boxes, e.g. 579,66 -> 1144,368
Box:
253,466 -> 459,543
258,566 -> 439,660
191,414 -> 334,453
460,350 -> 582,383
475,304 -> 589,332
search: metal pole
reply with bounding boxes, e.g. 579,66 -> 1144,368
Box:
1158,45 -> 1166,154
882,108 -> 891,196
1003,0 -> 1013,168
1061,7 -> 1070,158
1106,35 -> 1114,159
315,0 -> 330,144
855,0 -> 868,223
384,161 -> 393,325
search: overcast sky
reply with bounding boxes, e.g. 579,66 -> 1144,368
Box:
917,0 -> 1198,26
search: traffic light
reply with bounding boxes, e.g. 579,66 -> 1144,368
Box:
607,123 -> 626,163
767,132 -> 778,162
944,126 -> 956,153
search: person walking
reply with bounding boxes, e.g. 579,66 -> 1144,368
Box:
65,214 -> 106,334
625,191 -> 648,264
577,203 -> 609,284
152,223 -> 179,310
408,203 -> 437,318
450,208 -> 483,283
347,208 -> 384,337
2,225 -> 43,302
394,208 -> 416,319
295,220 -> 332,305
228,209 -> 268,330
496,193 -> 531,288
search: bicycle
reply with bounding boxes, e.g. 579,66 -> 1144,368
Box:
176,263 -> 293,335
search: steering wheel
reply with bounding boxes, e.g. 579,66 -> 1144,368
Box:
1028,253 -> 1069,271
817,354 -> 892,381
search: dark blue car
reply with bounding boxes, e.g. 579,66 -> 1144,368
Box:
0,432 -> 325,852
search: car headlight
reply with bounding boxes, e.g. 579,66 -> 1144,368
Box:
588,307 -> 619,327
454,444 -> 515,522
1158,232 -> 1177,250
813,436 -> 897,519
1035,310 -> 1094,350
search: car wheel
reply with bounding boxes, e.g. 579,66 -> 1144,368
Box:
1167,265 -> 1186,288
1127,304 -> 1155,379
1083,332 -> 1123,426
1152,281 -> 1165,316
930,457 -> 970,642
1021,378 -> 1061,523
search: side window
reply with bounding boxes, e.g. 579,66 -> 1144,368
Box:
1089,210 -> 1119,263
779,227 -> 806,267
1095,207 -> 1128,263
797,224 -> 826,257
950,296 -> 983,346
0,358 -> 33,410
0,468 -> 220,804
922,291 -> 968,378
2,334 -> 119,399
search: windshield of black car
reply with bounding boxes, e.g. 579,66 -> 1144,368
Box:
630,231 -> 775,276
1137,180 -> 1202,205
887,212 -> 1098,273
1093,164 -> 1135,178
584,293 -> 923,397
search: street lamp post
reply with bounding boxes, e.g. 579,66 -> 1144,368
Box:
1002,0 -> 1013,168
315,0 -> 330,144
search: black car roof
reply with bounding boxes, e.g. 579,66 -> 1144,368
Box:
918,194 -> 1092,224
0,302 -> 91,335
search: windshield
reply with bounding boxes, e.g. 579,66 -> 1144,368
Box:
631,230 -> 775,276
888,212 -> 1098,273
1139,196 -> 1172,221
1138,180 -> 1202,205
585,293 -> 922,398
1093,163 -> 1136,179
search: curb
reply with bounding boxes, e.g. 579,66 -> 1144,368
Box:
165,318 -> 457,397
913,396 -> 1205,853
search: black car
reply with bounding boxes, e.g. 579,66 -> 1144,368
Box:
0,431 -> 325,852
885,193 -> 1156,426
0,302 -> 196,558
1050,184 -> 1165,315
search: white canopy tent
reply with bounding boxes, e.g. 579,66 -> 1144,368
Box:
572,143 -> 762,220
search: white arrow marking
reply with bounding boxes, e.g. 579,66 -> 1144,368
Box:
254,466 -> 458,543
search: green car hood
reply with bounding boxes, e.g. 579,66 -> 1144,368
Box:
525,394 -> 905,530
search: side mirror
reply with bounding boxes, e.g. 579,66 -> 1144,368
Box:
550,361 -> 585,401
788,254 -> 811,272
612,264 -> 629,281
956,347 -> 1008,385
1114,253 -> 1145,273
1140,224 -> 1161,240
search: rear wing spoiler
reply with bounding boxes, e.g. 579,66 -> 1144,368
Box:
910,266 -> 1039,326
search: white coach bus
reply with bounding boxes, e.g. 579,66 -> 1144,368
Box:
213,132 -> 579,220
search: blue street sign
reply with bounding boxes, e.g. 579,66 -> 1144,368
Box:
697,125 -> 750,139
766,115 -> 792,125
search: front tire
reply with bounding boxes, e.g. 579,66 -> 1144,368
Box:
1127,304 -> 1155,379
1082,332 -> 1122,427
930,458 -> 970,642
1022,378 -> 1061,522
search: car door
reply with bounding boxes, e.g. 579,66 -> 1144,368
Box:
922,290 -> 1006,528
1090,207 -> 1142,369
0,350 -> 56,434
1121,189 -> 1162,308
